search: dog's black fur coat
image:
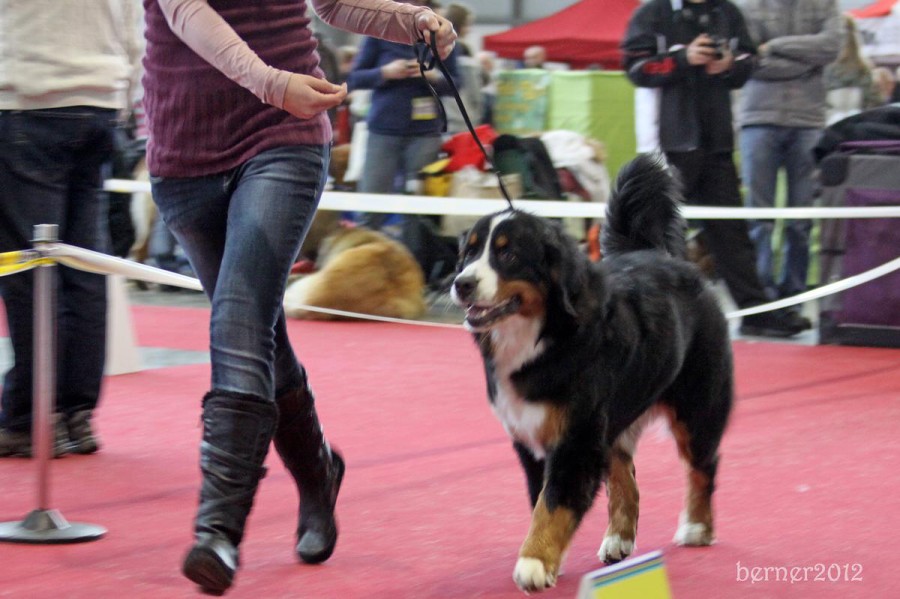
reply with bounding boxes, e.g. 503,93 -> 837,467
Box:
452,154 -> 733,590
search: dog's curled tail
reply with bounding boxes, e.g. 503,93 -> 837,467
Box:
600,153 -> 687,260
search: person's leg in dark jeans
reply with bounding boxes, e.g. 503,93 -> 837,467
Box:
740,125 -> 782,299
0,107 -> 114,457
779,127 -> 820,299
665,150 -> 802,337
153,145 -> 344,593
357,131 -> 404,229
740,126 -> 814,331
57,109 -> 116,453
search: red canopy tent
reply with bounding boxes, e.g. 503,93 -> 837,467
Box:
848,0 -> 900,63
848,0 -> 897,18
482,0 -> 640,70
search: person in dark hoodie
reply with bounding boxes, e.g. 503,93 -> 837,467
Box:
622,0 -> 805,337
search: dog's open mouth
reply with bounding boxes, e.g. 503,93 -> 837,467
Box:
464,296 -> 522,329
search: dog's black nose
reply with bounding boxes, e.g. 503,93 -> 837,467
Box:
453,275 -> 476,301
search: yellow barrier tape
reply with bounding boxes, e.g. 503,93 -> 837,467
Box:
0,257 -> 55,277
0,250 -> 35,266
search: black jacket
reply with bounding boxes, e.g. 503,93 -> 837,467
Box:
621,0 -> 756,153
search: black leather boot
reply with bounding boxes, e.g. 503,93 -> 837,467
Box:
274,383 -> 345,564
182,392 -> 278,595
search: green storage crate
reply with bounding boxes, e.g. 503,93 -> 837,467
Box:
547,71 -> 637,180
493,69 -> 552,136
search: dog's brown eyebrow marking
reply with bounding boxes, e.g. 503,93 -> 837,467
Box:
468,232 -> 478,246
495,234 -> 508,248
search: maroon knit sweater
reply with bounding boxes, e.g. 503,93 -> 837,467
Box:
142,0 -> 331,177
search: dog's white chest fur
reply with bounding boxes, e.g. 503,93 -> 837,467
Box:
489,317 -> 549,459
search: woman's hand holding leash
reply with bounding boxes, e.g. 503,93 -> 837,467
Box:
414,29 -> 515,210
415,11 -> 456,59
282,7 -> 454,121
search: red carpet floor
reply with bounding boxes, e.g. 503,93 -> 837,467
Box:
1,305 -> 899,598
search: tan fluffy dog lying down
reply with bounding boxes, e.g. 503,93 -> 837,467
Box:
283,226 -> 427,321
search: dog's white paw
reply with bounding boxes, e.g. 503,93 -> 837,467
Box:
673,517 -> 714,546
513,557 -> 557,593
597,534 -> 634,563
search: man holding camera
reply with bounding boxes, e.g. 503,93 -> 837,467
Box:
738,0 -> 841,321
622,0 -> 805,337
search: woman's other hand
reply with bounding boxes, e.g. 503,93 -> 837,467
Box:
282,74 -> 347,119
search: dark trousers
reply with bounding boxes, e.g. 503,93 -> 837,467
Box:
0,106 -> 115,432
665,150 -> 768,309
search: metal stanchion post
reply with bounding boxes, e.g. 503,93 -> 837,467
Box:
0,224 -> 106,544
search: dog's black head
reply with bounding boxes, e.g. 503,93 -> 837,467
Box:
451,209 -> 588,334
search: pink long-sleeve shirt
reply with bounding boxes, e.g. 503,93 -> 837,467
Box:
142,0 -> 429,177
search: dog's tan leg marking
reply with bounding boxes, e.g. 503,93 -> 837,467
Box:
665,407 -> 714,546
598,447 -> 638,562
537,405 -> 568,450
514,494 -> 577,592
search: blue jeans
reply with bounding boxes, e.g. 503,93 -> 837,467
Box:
739,125 -> 820,299
357,131 -> 443,229
0,107 -> 115,432
150,145 -> 329,401
149,215 -> 193,277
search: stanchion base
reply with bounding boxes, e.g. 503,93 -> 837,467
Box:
0,509 -> 106,544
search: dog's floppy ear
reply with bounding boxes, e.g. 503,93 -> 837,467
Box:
544,224 -> 585,322
457,228 -> 470,253
456,228 -> 471,270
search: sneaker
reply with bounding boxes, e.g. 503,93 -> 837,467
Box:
66,410 -> 100,455
0,415 -> 70,458
739,310 -> 805,339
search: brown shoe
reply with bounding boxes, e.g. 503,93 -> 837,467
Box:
66,410 -> 100,454
0,414 -> 70,458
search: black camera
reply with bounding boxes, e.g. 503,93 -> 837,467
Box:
707,37 -> 728,60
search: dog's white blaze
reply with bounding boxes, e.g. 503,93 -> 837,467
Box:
490,315 -> 548,459
457,212 -> 513,304
455,255 -> 497,306
461,211 -> 553,459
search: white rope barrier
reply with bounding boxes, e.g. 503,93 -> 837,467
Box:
39,243 -> 460,325
26,240 -> 899,328
105,179 -> 900,220
726,255 -> 900,319
102,175 -> 900,326
279,305 -> 464,329
42,243 -> 203,291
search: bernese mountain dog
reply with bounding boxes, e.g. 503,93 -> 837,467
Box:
451,154 -> 733,592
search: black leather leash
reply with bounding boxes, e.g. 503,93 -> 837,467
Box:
414,31 -> 515,210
